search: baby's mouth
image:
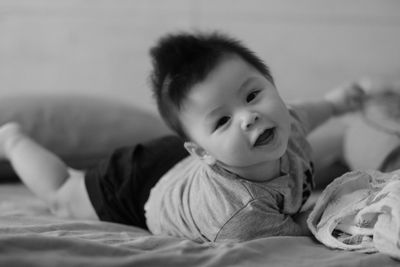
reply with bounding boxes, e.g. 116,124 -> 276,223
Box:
254,128 -> 275,147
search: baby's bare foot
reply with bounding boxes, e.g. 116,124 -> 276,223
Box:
0,122 -> 23,158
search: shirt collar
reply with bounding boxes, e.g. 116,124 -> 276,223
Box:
209,154 -> 289,183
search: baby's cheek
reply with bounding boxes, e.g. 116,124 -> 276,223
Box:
219,140 -> 245,162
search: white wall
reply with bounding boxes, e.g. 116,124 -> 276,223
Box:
1,0 -> 399,112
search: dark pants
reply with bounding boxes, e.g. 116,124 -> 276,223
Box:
85,135 -> 188,229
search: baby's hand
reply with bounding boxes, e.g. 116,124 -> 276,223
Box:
324,82 -> 367,116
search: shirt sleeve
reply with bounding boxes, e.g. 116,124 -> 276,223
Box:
287,105 -> 313,136
214,197 -> 308,242
286,107 -> 314,165
287,100 -> 335,134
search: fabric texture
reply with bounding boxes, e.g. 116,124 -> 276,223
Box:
308,169 -> 400,259
85,135 -> 188,229
0,182 -> 398,267
145,108 -> 314,242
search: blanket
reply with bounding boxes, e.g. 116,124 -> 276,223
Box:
0,184 -> 398,266
308,169 -> 400,259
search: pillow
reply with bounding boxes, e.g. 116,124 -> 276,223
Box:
0,94 -> 172,182
344,91 -> 400,171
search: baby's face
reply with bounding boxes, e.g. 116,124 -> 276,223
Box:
179,55 -> 291,176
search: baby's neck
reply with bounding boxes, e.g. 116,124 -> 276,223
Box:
217,158 -> 282,182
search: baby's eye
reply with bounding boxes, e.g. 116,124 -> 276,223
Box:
246,90 -> 260,103
215,116 -> 230,130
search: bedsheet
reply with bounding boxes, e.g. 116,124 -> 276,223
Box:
0,183 -> 398,267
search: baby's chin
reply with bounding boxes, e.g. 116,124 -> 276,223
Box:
218,142 -> 288,166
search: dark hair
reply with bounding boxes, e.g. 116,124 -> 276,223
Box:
149,31 -> 274,140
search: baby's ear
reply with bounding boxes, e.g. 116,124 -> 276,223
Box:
184,142 -> 216,165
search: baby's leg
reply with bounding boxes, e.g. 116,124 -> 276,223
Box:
0,122 -> 99,220
0,122 -> 75,204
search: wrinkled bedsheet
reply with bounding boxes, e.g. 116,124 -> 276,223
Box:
0,184 -> 398,267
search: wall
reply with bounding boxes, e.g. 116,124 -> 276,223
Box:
0,0 -> 400,112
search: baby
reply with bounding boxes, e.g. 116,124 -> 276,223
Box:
0,31 -> 365,243
144,32 -> 365,242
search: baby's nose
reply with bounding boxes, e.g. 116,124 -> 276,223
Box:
241,112 -> 259,130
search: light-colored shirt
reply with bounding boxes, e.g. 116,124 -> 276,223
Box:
145,108 -> 314,242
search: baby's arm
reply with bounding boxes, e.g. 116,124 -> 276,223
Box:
293,209 -> 312,235
290,82 -> 366,133
0,122 -> 98,220
215,197 -> 313,242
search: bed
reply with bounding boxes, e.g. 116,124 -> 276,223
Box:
0,95 -> 398,266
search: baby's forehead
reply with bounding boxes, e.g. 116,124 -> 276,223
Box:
178,55 -> 268,115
